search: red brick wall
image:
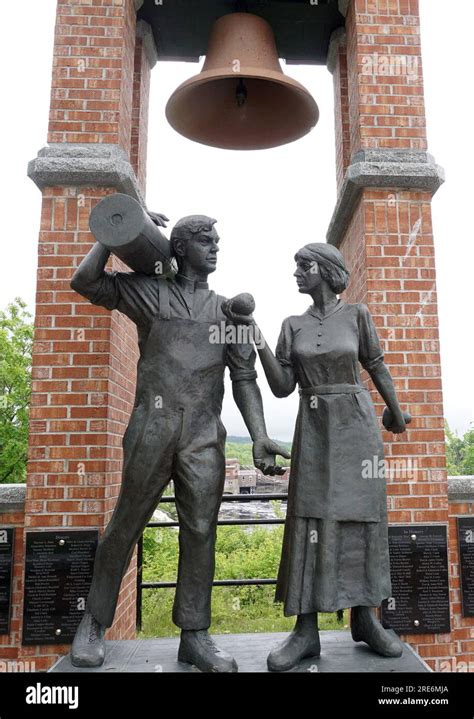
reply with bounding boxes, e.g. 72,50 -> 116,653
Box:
49,0 -> 136,150
345,0 -> 427,153
362,190 -> 450,669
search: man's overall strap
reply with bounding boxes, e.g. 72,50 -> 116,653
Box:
158,278 -> 171,320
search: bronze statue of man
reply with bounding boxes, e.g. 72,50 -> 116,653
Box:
70,211 -> 289,672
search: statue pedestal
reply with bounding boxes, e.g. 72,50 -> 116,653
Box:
49,630 -> 429,673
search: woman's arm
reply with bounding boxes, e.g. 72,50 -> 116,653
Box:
367,363 -> 410,434
255,327 -> 296,398
222,301 -> 297,399
358,304 -> 411,434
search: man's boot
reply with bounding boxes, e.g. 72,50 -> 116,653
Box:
71,609 -> 106,668
267,613 -> 320,672
351,606 -> 403,657
178,630 -> 238,673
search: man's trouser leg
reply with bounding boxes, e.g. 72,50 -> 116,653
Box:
171,421 -> 226,630
87,412 -> 179,627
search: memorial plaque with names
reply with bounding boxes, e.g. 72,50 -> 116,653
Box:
381,525 -> 450,635
0,528 -> 14,635
458,517 -> 474,618
22,530 -> 98,645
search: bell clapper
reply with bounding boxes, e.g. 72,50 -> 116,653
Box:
236,78 -> 247,107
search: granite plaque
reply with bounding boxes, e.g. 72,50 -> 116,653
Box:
458,517 -> 474,618
22,530 -> 98,645
0,528 -> 14,635
381,525 -> 450,635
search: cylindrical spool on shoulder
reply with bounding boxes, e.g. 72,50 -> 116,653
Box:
89,193 -> 173,276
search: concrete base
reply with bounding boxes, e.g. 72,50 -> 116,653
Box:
50,630 -> 430,673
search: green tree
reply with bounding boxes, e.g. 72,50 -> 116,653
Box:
445,421 -> 474,476
460,426 -> 474,475
0,299 -> 33,483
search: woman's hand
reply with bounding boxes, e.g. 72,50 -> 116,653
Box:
382,408 -> 412,434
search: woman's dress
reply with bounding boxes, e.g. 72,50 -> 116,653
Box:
274,300 -> 392,615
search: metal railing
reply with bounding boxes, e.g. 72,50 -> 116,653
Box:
136,492 -> 288,631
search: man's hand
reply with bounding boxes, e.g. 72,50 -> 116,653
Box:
221,297 -> 255,327
253,438 -> 291,476
147,210 -> 169,228
382,408 -> 412,435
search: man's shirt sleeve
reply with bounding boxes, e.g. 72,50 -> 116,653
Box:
82,272 -> 159,326
226,334 -> 258,382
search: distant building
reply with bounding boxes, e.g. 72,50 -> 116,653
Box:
277,468 -> 290,483
237,467 -> 258,494
224,458 -> 240,494
224,458 -> 290,494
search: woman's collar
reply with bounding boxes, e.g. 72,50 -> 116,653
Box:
306,298 -> 345,321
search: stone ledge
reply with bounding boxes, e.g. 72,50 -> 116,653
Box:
448,476 -> 474,503
28,143 -> 144,205
327,149 -> 445,247
0,484 -> 26,514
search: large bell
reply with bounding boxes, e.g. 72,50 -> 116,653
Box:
165,13 -> 319,151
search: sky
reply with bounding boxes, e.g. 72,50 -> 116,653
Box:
0,1 -> 472,442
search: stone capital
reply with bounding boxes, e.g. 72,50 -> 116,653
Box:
327,149 -> 445,247
448,476 -> 474,503
0,484 -> 26,514
28,143 -> 144,204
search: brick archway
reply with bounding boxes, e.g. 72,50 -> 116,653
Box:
0,0 -> 469,672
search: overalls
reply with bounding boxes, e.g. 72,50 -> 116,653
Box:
87,280 -> 228,630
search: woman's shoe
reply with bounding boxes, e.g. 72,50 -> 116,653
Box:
351,606 -> 403,658
267,615 -> 320,672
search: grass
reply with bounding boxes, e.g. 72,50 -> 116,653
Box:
139,523 -> 348,638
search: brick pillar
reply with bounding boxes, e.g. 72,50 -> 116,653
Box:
21,0 -> 156,670
131,20 -> 156,196
328,0 -> 457,670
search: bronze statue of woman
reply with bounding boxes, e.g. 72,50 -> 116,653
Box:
224,242 -> 411,672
